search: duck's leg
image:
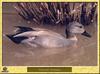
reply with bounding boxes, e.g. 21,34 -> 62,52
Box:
14,31 -> 40,37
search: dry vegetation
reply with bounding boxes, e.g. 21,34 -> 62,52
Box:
14,2 -> 97,26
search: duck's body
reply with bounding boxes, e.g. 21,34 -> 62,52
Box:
13,28 -> 77,48
34,34 -> 76,47
6,22 -> 91,48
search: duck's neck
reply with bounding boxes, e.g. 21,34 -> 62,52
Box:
66,31 -> 77,41
65,28 -> 78,41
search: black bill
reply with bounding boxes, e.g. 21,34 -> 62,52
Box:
81,31 -> 91,38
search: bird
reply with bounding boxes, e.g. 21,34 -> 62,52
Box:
6,21 -> 91,48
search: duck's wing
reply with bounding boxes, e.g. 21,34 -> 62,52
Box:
14,30 -> 43,37
14,30 -> 65,41
14,26 -> 64,39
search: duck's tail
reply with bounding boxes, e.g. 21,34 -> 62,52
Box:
5,26 -> 35,44
6,34 -> 28,44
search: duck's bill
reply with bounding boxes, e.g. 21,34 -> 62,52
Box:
81,31 -> 91,38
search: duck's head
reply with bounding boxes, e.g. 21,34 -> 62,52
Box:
66,21 -> 91,38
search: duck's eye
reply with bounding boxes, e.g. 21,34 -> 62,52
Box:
79,26 -> 82,28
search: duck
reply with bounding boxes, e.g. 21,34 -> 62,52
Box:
6,21 -> 91,48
